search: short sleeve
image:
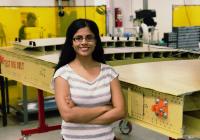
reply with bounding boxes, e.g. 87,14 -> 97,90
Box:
109,66 -> 119,81
50,66 -> 69,90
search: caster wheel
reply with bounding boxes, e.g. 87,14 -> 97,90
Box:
119,119 -> 132,135
19,136 -> 29,140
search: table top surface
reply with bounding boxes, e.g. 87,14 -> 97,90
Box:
1,46 -> 199,96
0,45 -> 178,64
114,59 -> 200,96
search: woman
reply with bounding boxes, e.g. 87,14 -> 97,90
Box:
52,18 -> 126,140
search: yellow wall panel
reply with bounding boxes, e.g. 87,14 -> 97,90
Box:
0,8 -> 21,46
58,6 -> 106,36
0,6 -> 106,47
0,6 -> 106,105
173,5 -> 200,27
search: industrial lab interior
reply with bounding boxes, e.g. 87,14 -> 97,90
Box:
0,0 -> 200,140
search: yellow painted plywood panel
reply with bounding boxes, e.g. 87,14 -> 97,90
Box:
184,114 -> 200,137
184,92 -> 200,111
123,84 -> 184,138
0,48 -> 55,93
128,88 -> 144,116
173,5 -> 200,27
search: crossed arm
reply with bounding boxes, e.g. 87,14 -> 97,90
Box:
54,76 -> 126,125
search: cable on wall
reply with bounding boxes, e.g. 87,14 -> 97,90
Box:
183,0 -> 191,26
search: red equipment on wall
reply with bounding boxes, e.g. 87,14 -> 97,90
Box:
115,8 -> 123,27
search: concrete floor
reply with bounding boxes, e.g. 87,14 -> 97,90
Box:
0,111 -> 166,140
0,112 -> 199,140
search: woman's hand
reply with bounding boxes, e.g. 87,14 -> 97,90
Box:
88,78 -> 126,125
55,77 -> 113,123
65,96 -> 75,108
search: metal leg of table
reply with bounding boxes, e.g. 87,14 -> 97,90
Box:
5,78 -> 9,113
21,89 -> 61,136
0,76 -> 7,126
22,85 -> 28,124
169,137 -> 185,140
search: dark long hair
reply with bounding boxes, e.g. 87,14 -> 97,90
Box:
55,18 -> 105,71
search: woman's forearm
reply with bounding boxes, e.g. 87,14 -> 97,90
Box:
88,107 -> 126,125
61,105 -> 112,123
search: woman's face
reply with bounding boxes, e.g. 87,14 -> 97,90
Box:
72,27 -> 96,57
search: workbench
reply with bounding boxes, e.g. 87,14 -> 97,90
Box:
0,37 -> 199,139
0,46 -> 60,138
114,59 -> 200,139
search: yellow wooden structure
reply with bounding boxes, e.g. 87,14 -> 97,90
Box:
0,37 -> 199,107
114,60 -> 200,139
1,38 -> 200,139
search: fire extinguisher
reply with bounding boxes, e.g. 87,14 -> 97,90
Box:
115,8 -> 123,27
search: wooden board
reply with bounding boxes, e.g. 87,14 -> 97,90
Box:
114,59 -> 200,96
13,37 -> 65,49
104,45 -> 178,54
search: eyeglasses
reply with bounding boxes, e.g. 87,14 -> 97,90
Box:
73,35 -> 95,42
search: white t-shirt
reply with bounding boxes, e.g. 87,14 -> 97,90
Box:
52,63 -> 118,140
